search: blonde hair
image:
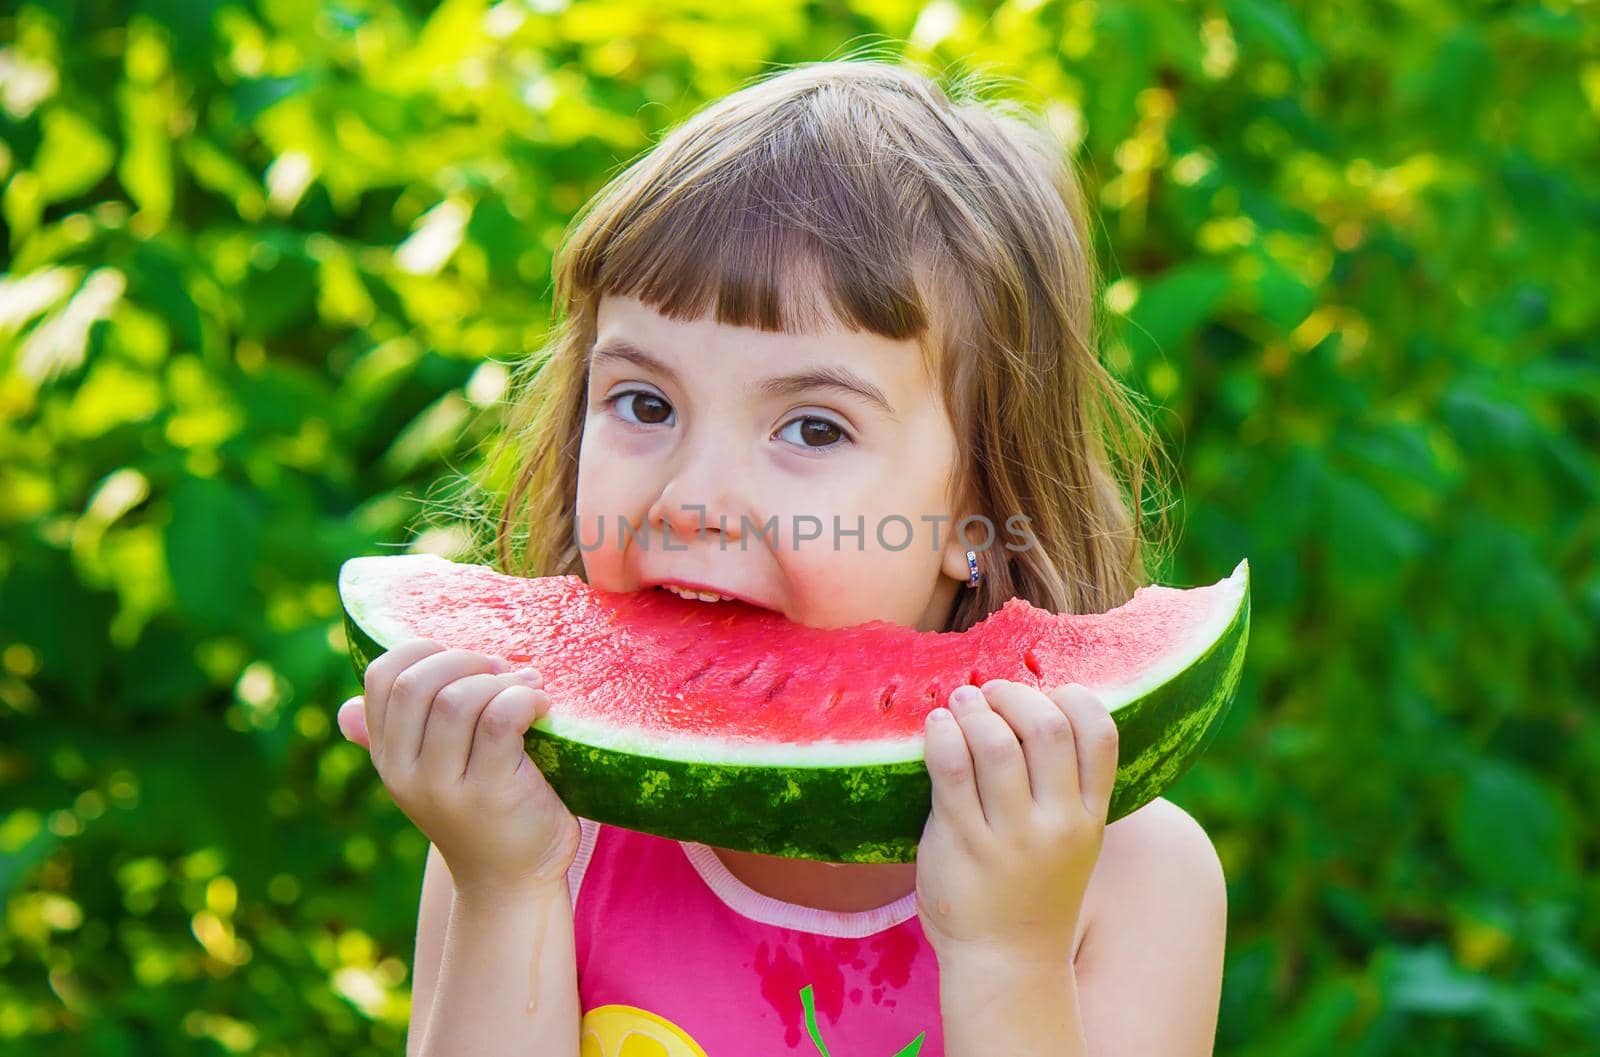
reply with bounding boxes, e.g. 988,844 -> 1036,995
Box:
462,54 -> 1173,631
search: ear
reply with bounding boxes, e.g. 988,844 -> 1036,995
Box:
940,513 -> 981,586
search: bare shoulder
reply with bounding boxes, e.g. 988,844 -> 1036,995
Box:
1101,797 -> 1224,875
1073,797 -> 1228,1053
1077,796 -> 1228,959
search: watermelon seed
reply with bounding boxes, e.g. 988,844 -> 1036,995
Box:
1022,648 -> 1043,678
823,687 -> 844,712
967,668 -> 982,687
879,682 -> 899,711
726,662 -> 760,688
765,670 -> 793,703
681,660 -> 716,686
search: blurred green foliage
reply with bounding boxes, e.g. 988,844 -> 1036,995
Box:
2,0 -> 1597,1054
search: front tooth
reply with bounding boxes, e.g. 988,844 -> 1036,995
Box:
665,585 -> 725,602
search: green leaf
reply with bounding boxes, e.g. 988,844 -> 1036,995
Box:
33,107 -> 116,205
165,475 -> 265,630
133,0 -> 226,75
1123,262 -> 1232,363
1448,758 -> 1577,898
119,96 -> 175,226
180,135 -> 267,220
1224,0 -> 1320,77
0,812 -> 61,904
1337,422 -> 1457,494
1406,27 -> 1494,145
1237,973 -> 1362,1057
0,537 -> 116,701
1380,944 -> 1495,1015
232,74 -> 314,124
1252,254 -> 1316,334
237,237 -> 319,339
1320,471 -> 1426,582
124,238 -> 204,351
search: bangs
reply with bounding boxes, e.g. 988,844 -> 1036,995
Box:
563,97 -> 944,344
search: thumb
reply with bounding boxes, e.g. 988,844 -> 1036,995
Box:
337,696 -> 370,749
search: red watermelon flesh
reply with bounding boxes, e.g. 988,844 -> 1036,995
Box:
340,554 -> 1247,762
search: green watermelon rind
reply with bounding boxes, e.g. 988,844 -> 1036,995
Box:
339,561 -> 1250,864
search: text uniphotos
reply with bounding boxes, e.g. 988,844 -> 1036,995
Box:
576,507 -> 1037,553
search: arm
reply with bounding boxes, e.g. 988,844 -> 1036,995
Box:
406,844 -> 452,1057
938,949 -> 1089,1056
341,644 -> 584,1056
409,842 -> 581,1057
937,800 -> 1226,1056
1073,799 -> 1228,1056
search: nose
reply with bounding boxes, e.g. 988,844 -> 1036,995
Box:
645,440 -> 749,550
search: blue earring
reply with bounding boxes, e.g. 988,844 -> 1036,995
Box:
966,549 -> 980,588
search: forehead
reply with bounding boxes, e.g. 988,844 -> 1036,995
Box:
592,294 -> 936,405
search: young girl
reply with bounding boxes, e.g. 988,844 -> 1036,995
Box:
339,57 -> 1226,1056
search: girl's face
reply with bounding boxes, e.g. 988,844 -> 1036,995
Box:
576,293 -> 977,632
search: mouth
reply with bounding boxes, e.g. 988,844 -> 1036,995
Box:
647,581 -> 778,614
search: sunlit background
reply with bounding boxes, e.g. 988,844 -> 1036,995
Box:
1,1 -> 1596,1054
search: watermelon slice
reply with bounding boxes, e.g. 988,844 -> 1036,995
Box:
338,554 -> 1250,863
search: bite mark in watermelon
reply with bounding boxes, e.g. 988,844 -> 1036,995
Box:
338,554 -> 1250,862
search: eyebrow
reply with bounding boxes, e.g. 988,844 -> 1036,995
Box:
589,338 -> 898,419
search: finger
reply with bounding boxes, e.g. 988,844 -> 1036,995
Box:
1049,684 -> 1120,820
953,683 -> 1034,832
385,649 -> 511,770
362,639 -> 451,768
414,671 -> 529,782
981,681 -> 1078,811
338,696 -> 369,749
922,707 -> 984,841
465,683 -> 549,783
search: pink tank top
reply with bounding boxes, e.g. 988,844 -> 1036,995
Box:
566,817 -> 945,1056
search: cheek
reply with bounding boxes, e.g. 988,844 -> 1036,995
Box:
576,447 -> 642,549
783,545 -> 937,631
573,477 -> 633,585
576,466 -> 642,529
577,415 -> 647,498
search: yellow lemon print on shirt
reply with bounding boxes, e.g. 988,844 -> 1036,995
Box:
579,1004 -> 710,1057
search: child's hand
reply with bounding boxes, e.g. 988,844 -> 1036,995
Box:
335,638 -> 581,898
914,681 -> 1118,966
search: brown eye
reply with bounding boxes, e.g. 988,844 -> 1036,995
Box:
778,415 -> 851,450
800,419 -> 841,446
612,391 -> 671,425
